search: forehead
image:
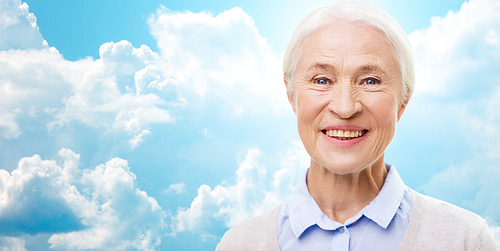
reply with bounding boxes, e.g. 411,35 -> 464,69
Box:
297,21 -> 399,73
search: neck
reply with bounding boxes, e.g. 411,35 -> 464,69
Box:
306,156 -> 387,224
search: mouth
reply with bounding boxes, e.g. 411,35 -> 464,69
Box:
322,129 -> 368,140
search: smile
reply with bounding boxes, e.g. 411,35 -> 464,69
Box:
322,129 -> 368,140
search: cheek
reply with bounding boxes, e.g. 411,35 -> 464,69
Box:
364,92 -> 400,127
295,89 -> 326,125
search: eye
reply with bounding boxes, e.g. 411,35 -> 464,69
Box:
314,78 -> 330,85
362,78 -> 380,85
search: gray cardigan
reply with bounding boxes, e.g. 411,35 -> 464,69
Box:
217,189 -> 497,250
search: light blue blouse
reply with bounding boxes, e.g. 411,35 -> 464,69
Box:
276,164 -> 412,250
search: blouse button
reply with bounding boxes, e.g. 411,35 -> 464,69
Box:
339,227 -> 345,233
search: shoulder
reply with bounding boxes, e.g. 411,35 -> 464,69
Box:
216,204 -> 282,250
399,190 -> 497,250
411,190 -> 485,224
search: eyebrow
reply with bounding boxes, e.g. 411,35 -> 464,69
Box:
306,63 -> 335,72
357,64 -> 385,74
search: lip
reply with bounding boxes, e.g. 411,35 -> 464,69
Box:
321,125 -> 368,147
322,124 -> 366,131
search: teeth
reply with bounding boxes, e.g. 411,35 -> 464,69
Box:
324,129 -> 366,140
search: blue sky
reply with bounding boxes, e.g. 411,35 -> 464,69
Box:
0,0 -> 499,250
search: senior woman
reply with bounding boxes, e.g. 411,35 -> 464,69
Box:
217,0 -> 497,250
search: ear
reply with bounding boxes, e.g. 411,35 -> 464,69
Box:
284,75 -> 297,114
397,98 -> 408,122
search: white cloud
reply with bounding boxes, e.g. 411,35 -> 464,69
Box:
409,0 -> 500,98
148,7 -> 289,116
172,141 -> 308,236
0,236 -> 26,251
0,110 -> 21,139
0,39 -> 176,141
129,129 -> 152,149
0,148 -> 167,250
164,182 -> 187,195
0,48 -> 68,139
0,0 -> 47,50
50,40 -> 176,134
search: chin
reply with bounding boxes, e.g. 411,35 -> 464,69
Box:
315,160 -> 369,175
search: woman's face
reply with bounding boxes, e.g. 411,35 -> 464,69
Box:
288,21 -> 407,175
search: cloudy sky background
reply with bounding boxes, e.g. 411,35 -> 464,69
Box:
0,0 -> 499,250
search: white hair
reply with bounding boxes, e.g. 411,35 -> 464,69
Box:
283,0 -> 415,102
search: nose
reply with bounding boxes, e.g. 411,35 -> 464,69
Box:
328,83 -> 362,119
